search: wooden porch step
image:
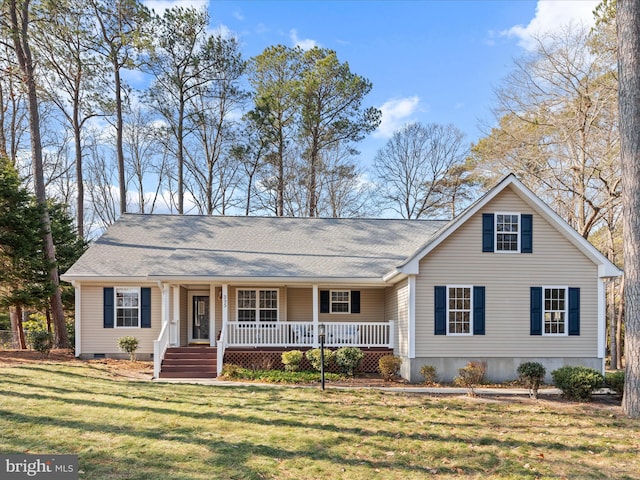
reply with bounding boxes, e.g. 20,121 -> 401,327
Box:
159,347 -> 218,379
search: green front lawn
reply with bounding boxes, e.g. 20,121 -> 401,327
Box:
0,360 -> 638,479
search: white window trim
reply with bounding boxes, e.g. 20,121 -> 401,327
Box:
114,286 -> 141,329
446,285 -> 473,336
235,288 -> 279,322
494,212 -> 521,253
329,289 -> 351,314
542,286 -> 569,337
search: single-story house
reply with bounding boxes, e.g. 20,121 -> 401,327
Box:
61,174 -> 621,382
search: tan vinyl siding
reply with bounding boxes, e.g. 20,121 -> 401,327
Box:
318,288 -> 386,323
287,288 -> 313,322
80,284 -> 161,354
386,280 -> 408,356
415,186 -> 599,358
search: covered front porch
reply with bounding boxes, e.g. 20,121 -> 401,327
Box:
152,282 -> 398,378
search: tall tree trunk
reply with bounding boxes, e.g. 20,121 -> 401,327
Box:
8,0 -> 68,349
9,305 -> 26,349
114,63 -> 126,215
618,0 -> 640,418
73,109 -> 84,239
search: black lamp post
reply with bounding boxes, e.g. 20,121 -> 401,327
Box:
318,323 -> 326,390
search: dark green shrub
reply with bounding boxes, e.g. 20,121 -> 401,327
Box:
378,355 -> 402,381
419,365 -> 439,385
334,347 -> 364,376
117,336 -> 140,361
517,361 -> 546,399
27,330 -> 53,357
281,350 -> 303,372
454,361 -> 487,395
551,366 -> 604,401
605,370 -> 625,396
305,348 -> 334,372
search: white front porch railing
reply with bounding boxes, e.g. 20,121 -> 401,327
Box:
153,321 -> 171,378
224,321 -> 394,348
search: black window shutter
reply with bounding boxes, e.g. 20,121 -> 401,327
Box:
103,287 -> 114,328
530,287 -> 542,335
350,290 -> 360,314
320,290 -> 329,313
482,213 -> 494,252
521,214 -> 533,253
568,287 -> 580,336
141,287 -> 152,328
434,286 -> 447,335
473,286 -> 485,335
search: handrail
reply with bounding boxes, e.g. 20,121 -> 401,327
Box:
153,321 -> 170,378
216,321 -> 226,376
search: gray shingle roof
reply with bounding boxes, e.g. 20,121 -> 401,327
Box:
63,215 -> 449,281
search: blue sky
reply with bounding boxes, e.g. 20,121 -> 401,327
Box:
144,0 -> 601,164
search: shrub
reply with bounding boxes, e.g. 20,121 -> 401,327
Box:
419,365 -> 439,385
454,361 -> 487,396
334,347 -> 364,376
220,363 -> 244,379
305,348 -> 334,372
517,361 -> 546,399
27,330 -> 53,358
378,355 -> 402,381
281,350 -> 304,372
117,336 -> 140,361
605,370 -> 625,397
551,366 -> 604,402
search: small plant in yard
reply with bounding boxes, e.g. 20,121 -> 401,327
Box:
117,336 -> 139,361
220,363 -> 243,378
27,330 -> 53,358
419,365 -> 439,385
334,347 -> 364,376
517,361 -> 546,399
378,354 -> 402,381
281,350 -> 303,372
454,361 -> 487,396
605,370 -> 625,397
551,366 -> 604,402
305,348 -> 334,371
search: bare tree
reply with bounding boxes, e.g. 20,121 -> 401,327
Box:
374,122 -> 469,219
3,0 -> 67,347
618,0 -> 640,418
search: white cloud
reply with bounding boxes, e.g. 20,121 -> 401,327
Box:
143,0 -> 209,15
504,0 -> 600,51
373,96 -> 421,139
290,29 -> 319,50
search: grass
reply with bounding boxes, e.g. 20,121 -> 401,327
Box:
0,361 -> 639,480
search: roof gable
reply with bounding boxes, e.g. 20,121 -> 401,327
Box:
391,174 -> 621,280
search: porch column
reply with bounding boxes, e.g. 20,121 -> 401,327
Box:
209,283 -> 216,346
73,281 -> 81,357
222,284 -> 229,326
171,286 -> 180,347
312,284 -> 319,347
161,283 -> 170,329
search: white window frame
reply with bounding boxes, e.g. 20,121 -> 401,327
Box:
543,286 -> 568,336
114,286 -> 141,328
236,288 -> 279,322
446,285 -> 473,336
330,290 -> 351,314
495,212 -> 521,253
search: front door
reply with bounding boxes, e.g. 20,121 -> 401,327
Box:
191,295 -> 210,342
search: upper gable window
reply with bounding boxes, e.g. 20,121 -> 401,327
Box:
482,212 -> 532,254
496,213 -> 520,252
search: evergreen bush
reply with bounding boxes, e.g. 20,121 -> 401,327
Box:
334,347 -> 364,376
517,361 -> 546,399
551,366 -> 604,401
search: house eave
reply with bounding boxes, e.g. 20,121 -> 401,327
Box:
148,275 -> 391,286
